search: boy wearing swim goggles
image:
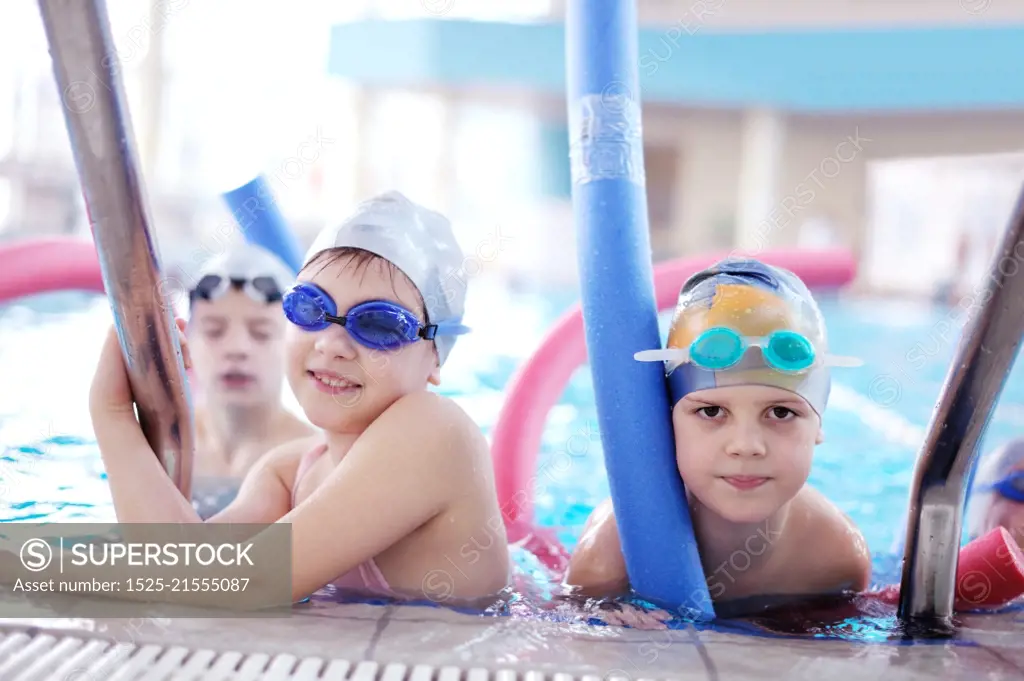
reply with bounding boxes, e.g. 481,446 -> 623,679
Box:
967,438 -> 1024,549
88,191 -> 510,606
566,258 -> 872,613
185,243 -> 313,480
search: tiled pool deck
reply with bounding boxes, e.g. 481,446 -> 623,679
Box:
1,589 -> 1023,679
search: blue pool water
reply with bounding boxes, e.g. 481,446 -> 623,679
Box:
3,284 -> 1024,637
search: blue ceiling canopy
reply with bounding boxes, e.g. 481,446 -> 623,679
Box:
328,18 -> 1024,112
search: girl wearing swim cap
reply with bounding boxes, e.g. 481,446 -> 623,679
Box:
87,191 -> 509,606
566,258 -> 872,612
185,243 -> 313,481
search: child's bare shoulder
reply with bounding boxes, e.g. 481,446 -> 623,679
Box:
791,486 -> 872,591
378,391 -> 487,458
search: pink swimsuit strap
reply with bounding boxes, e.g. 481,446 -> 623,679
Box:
291,442 -> 329,508
291,442 -> 396,598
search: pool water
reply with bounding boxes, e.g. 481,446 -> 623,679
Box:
3,284 -> 1024,641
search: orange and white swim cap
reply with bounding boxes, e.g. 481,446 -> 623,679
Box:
635,258 -> 859,416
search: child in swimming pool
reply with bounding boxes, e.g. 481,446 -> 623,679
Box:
87,191 -> 511,605
565,258 -> 872,614
967,438 -> 1024,549
185,243 -> 313,480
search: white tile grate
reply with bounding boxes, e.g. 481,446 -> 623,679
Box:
0,629 -> 657,681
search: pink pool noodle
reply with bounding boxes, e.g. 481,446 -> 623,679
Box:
0,237 -> 105,302
491,248 -> 858,570
0,237 -> 196,383
875,527 -> 1024,610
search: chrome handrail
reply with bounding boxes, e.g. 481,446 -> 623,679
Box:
899,182 -> 1024,628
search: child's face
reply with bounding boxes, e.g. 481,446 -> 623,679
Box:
285,255 -> 441,434
188,292 -> 287,408
672,384 -> 823,524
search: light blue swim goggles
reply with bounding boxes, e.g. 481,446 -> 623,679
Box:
635,326 -> 860,374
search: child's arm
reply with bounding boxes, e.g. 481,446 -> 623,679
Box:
80,321 -> 486,605
564,498 -> 631,597
89,323 -> 296,527
837,521 -> 873,593
89,323 -> 204,524
244,390 -> 486,603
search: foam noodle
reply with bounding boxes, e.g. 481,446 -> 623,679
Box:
222,175 -> 303,274
874,527 -> 1024,610
0,238 -> 105,303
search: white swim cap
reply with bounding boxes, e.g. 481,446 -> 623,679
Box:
303,191 -> 467,366
189,242 -> 295,305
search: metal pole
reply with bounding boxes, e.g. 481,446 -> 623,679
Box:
898,181 -> 1024,629
36,0 -> 194,497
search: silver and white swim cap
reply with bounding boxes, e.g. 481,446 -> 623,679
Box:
303,191 -> 467,366
190,242 -> 295,305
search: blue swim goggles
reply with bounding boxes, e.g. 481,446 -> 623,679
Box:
987,471 -> 1024,503
635,326 -> 860,373
282,282 -> 470,351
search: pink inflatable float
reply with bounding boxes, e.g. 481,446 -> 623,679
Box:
0,238 -> 104,303
493,248 -> 858,574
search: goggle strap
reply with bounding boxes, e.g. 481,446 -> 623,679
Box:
433,322 -> 472,337
636,346 -> 862,369
634,348 -> 688,362
823,355 -> 863,368
323,313 -> 348,326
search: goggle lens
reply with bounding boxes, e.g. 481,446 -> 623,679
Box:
348,304 -> 418,349
764,330 -> 815,373
284,288 -> 329,328
690,328 -> 744,370
688,327 -> 817,374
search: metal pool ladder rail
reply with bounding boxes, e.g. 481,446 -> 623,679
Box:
0,628 -> 630,681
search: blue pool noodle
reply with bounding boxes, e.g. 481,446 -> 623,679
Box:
221,175 -> 304,274
565,0 -> 714,618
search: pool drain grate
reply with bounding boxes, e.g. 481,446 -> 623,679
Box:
0,628 -> 630,681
